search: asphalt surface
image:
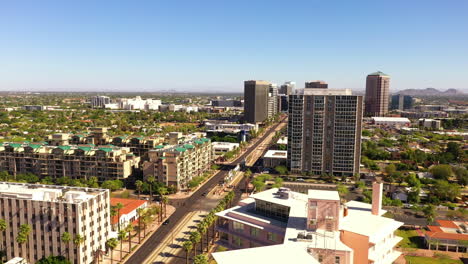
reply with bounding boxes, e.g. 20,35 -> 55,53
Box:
125,119 -> 285,264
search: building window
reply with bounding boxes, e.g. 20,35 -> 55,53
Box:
233,222 -> 244,233
232,235 -> 242,247
318,255 -> 323,262
267,232 -> 276,242
335,256 -> 340,264
250,227 -> 259,237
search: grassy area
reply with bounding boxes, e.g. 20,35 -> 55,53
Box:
396,229 -> 425,249
405,255 -> 462,264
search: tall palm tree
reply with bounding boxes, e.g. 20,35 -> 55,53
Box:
105,238 -> 118,264
124,224 -> 133,251
115,203 -> 124,232
136,208 -> 144,243
162,196 -> 169,218
73,234 -> 85,262
147,176 -> 155,203
189,231 -> 201,256
117,230 -> 127,261
16,224 -> 31,260
141,213 -> 151,238
0,219 -> 7,257
197,223 -> 207,253
182,241 -> 193,264
61,232 -> 71,261
135,180 -> 143,200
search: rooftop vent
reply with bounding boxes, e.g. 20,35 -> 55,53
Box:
277,187 -> 291,199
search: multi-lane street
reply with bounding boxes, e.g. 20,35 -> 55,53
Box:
125,118 -> 286,264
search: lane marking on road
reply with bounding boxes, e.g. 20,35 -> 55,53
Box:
143,210 -> 199,264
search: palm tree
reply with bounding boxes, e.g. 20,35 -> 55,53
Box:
124,224 -> 133,251
73,234 -> 85,262
0,219 -> 7,255
198,222 -> 207,252
189,231 -> 201,256
136,208 -> 144,243
105,238 -> 118,264
117,230 -> 127,261
182,241 -> 193,264
135,180 -> 143,200
162,195 -> 169,218
193,254 -> 208,264
141,212 -> 151,238
115,203 -> 124,232
61,232 -> 71,261
147,176 -> 155,203
110,206 -> 117,230
16,224 -> 31,260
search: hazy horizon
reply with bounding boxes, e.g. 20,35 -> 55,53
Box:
1,1 -> 467,92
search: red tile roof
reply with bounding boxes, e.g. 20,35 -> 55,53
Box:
110,198 -> 147,225
426,220 -> 468,241
437,220 -> 459,229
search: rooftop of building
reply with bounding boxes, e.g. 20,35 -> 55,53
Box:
263,150 -> 287,159
371,117 -> 411,122
276,136 -> 287,145
308,189 -> 340,201
294,88 -> 353,96
249,188 -> 308,208
426,220 -> 468,241
215,186 -> 403,263
368,71 -> 390,77
0,182 -> 106,204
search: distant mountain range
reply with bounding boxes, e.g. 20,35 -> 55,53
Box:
397,88 -> 466,96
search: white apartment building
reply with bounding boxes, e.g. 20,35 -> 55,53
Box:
0,182 -> 111,264
116,96 -> 162,110
90,96 -> 111,108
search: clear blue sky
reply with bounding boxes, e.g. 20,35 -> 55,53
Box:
1,0 -> 467,92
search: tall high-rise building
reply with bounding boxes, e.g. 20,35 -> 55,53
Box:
0,182 -> 111,264
279,81 -> 295,95
267,83 -> 279,118
91,96 -> 111,108
390,94 -> 413,110
288,88 -> 363,176
305,81 -> 328,89
365,71 -> 390,116
244,80 -> 271,123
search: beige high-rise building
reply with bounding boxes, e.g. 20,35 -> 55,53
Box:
288,88 -> 363,176
0,182 -> 111,264
143,138 -> 214,190
365,71 -> 390,116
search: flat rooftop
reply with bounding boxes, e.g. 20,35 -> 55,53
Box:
264,150 -> 287,159
372,117 -> 411,122
308,189 -> 340,201
0,182 -> 105,204
295,88 -> 352,96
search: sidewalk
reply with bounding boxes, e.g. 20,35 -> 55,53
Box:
101,204 -> 176,264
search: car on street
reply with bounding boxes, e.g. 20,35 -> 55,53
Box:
163,219 -> 170,225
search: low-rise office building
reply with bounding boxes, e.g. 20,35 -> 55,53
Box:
371,117 -> 411,127
418,118 -> 442,130
212,142 -> 239,154
263,150 -> 287,168
425,220 -> 468,252
143,138 -> 214,190
0,182 -> 111,264
214,182 -> 403,264
0,143 -> 139,181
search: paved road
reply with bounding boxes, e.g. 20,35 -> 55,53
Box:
125,119 -> 286,264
